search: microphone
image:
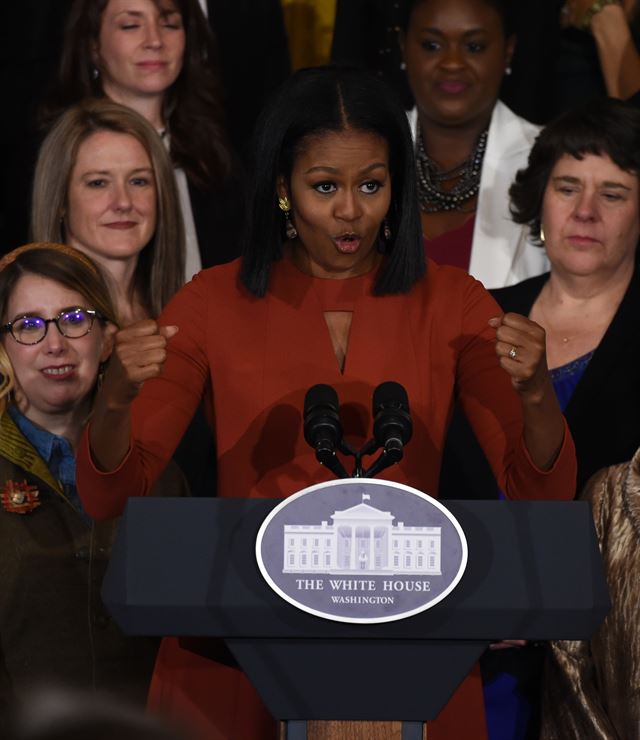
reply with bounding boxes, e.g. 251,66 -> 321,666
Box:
363,382 -> 412,477
303,384 -> 349,479
372,381 -> 413,462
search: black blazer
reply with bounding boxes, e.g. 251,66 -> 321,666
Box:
439,267 -> 640,499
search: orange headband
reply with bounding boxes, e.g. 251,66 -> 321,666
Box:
0,242 -> 100,275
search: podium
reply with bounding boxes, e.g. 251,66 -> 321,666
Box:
103,497 -> 609,738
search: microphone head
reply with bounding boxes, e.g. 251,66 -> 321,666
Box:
372,381 -> 409,416
372,381 -> 413,448
304,384 -> 339,417
303,384 -> 342,449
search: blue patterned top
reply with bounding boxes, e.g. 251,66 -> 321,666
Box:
550,350 -> 595,412
496,350 -> 594,504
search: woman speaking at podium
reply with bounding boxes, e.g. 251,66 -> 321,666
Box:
76,67 -> 576,740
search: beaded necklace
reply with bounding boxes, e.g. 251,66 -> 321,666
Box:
415,126 -> 488,213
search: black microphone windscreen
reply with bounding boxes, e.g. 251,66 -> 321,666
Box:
305,384 -> 339,415
372,381 -> 409,414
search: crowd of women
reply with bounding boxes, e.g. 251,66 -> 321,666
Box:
1,0 -> 639,739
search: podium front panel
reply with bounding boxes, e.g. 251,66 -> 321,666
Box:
104,498 -> 609,641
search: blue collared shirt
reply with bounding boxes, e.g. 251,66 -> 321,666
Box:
8,405 -> 87,518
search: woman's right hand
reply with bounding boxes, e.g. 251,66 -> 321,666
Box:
88,320 -> 179,473
102,320 -> 179,410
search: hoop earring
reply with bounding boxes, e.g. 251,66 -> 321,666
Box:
278,196 -> 298,240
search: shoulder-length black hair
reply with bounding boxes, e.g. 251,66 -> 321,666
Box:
240,66 -> 424,297
510,97 -> 640,244
43,0 -> 231,188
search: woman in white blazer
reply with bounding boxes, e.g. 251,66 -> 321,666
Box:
401,4 -> 551,737
401,0 -> 548,289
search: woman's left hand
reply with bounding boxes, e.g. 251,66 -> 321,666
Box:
489,312 -> 566,472
489,313 -> 549,401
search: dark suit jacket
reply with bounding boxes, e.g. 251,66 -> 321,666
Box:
439,267 -> 640,500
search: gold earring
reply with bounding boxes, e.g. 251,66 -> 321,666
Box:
277,196 -> 297,239
278,196 -> 291,213
540,224 -> 545,243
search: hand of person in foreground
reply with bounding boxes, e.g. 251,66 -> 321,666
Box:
89,320 -> 178,472
489,313 -> 565,472
101,320 -> 179,410
489,313 -> 549,401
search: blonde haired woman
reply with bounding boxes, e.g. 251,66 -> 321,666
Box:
31,99 -> 185,324
46,0 -> 243,270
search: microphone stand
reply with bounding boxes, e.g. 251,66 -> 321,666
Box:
312,431 -> 406,480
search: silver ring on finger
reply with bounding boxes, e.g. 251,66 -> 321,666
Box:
508,345 -> 518,360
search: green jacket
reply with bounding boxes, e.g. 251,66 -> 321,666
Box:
0,412 -> 187,718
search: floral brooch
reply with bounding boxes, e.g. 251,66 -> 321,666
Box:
1,480 -> 40,514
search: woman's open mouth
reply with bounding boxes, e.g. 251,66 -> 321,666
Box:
334,233 -> 362,254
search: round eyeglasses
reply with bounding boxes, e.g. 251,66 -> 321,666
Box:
1,307 -> 103,345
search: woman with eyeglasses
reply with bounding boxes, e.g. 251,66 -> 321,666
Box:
0,243 -> 189,720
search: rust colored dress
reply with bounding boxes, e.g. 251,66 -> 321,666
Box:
77,256 -> 576,740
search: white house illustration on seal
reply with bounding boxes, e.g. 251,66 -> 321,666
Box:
283,495 -> 441,575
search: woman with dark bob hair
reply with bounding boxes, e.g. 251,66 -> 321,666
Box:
505,96 -> 640,493
44,0 -> 243,272
526,107 -> 640,740
440,97 -> 640,740
76,67 -> 576,740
